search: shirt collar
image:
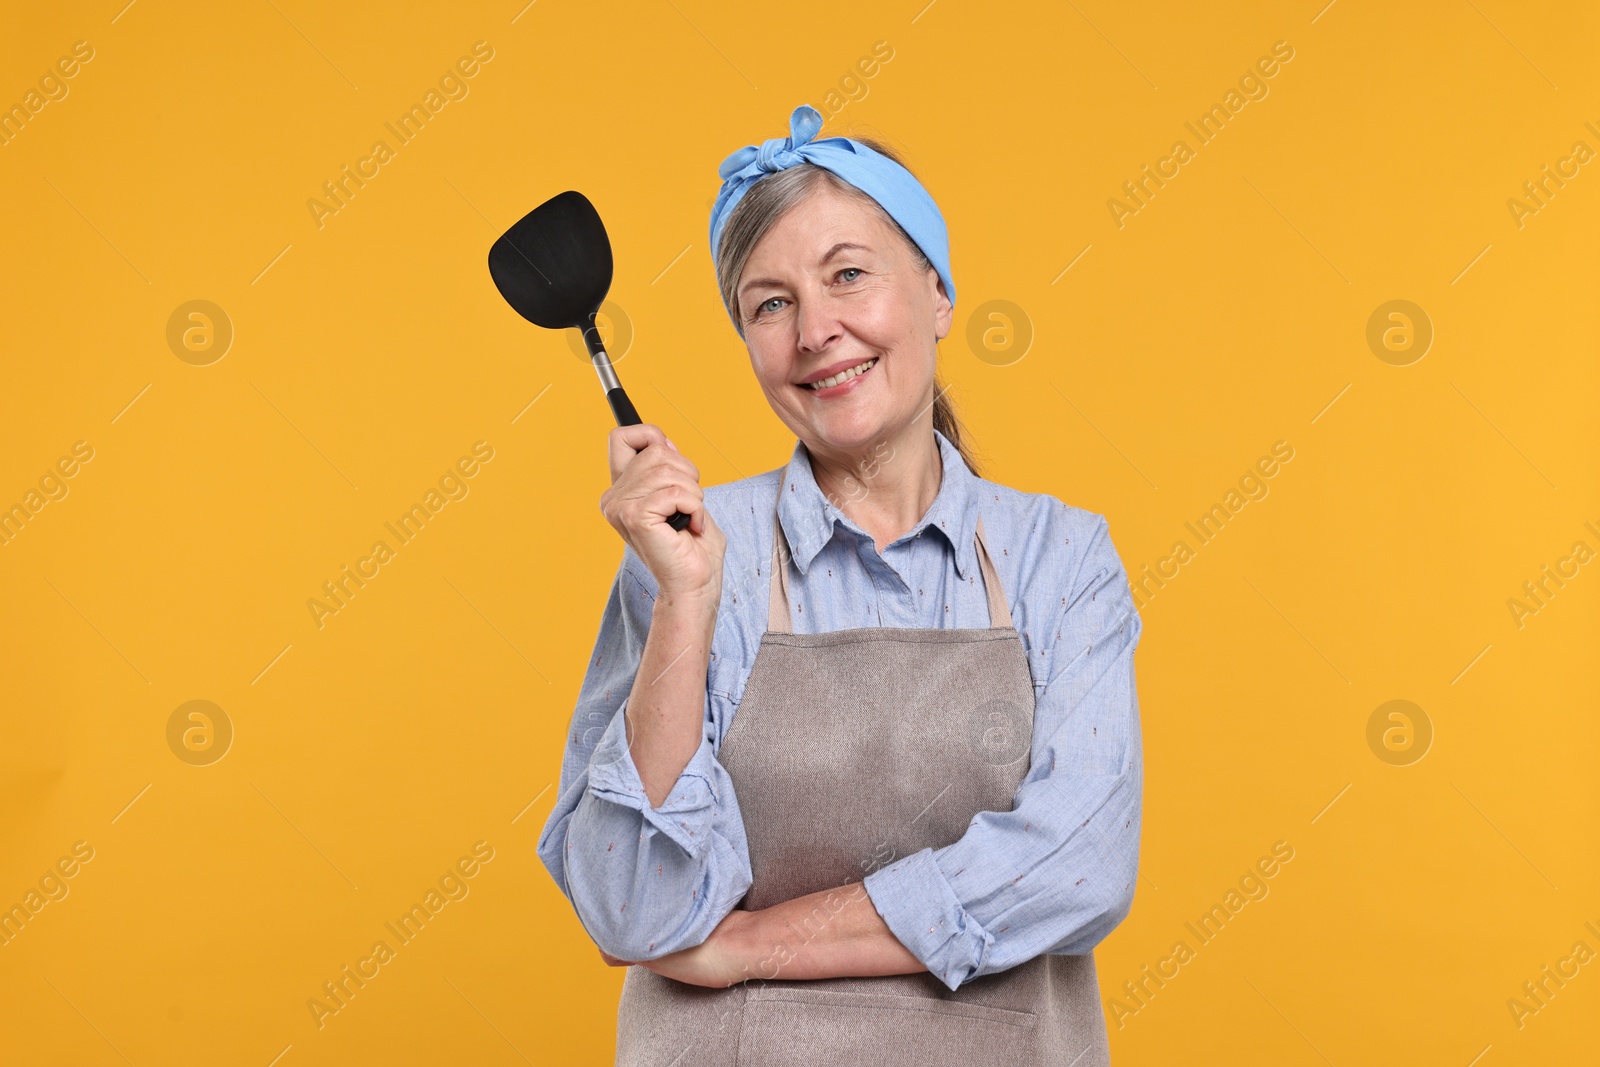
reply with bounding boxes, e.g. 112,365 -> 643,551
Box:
776,427 -> 982,581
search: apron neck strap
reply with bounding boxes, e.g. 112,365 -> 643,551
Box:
767,467 -> 1016,633
972,512 -> 1015,629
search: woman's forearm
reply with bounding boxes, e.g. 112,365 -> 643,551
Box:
626,590 -> 718,808
607,879 -> 931,987
732,882 -> 926,982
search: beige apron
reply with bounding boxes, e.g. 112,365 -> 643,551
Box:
614,469 -> 1111,1066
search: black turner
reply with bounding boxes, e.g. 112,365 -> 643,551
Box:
487,190 -> 690,532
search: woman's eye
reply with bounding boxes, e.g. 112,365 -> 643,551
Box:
750,275 -> 857,321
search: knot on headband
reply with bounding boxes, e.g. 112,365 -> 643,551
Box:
718,104 -> 825,178
708,104 -> 956,325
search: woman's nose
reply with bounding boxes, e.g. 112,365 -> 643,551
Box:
794,294 -> 843,354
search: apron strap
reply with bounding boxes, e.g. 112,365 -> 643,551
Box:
769,468 -> 795,633
973,512 -> 1016,630
767,467 -> 1017,633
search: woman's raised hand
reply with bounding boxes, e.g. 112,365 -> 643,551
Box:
601,423 -> 726,607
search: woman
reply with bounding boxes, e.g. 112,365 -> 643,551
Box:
538,104 -> 1143,1065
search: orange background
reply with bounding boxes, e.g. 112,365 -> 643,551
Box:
1,0 -> 1596,1063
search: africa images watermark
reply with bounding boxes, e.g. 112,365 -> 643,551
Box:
306,41 -> 496,230
814,40 -> 895,123
1107,40 -> 1297,229
1130,440 -> 1296,611
306,440 -> 495,629
1505,917 -> 1600,1031
307,840 -> 496,1029
0,440 -> 95,548
1504,519 -> 1600,630
1107,839 -> 1296,1028
0,39 -> 95,148
1505,120 -> 1600,230
1,841 -> 96,948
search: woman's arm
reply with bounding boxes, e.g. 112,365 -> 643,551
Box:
606,881 -> 926,986
856,514 -> 1144,991
540,425 -> 755,962
538,544 -> 753,962
599,423 -> 727,808
621,581 -> 719,808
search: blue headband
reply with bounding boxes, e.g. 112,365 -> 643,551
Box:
708,104 -> 956,325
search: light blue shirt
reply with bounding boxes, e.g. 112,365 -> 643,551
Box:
537,428 -> 1144,991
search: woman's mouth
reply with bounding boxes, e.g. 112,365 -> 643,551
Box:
802,357 -> 878,395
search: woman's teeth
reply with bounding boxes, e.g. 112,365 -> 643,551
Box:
806,357 -> 878,390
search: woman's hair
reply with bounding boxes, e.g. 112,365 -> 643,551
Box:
713,136 -> 981,477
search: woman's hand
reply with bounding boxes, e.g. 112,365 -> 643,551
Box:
600,423 -> 726,606
596,909 -> 756,988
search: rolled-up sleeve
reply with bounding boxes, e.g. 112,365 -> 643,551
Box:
536,545 -> 753,962
862,515 -> 1143,991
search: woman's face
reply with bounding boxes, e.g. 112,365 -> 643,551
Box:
736,182 -> 953,458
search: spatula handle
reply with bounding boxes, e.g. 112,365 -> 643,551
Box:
606,387 -> 693,533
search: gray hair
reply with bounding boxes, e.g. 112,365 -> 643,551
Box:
712,136 -> 980,476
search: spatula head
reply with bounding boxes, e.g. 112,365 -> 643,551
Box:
488,190 -> 613,331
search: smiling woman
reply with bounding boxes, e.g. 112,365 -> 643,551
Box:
538,104 -> 1143,1067
713,136 -> 978,477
